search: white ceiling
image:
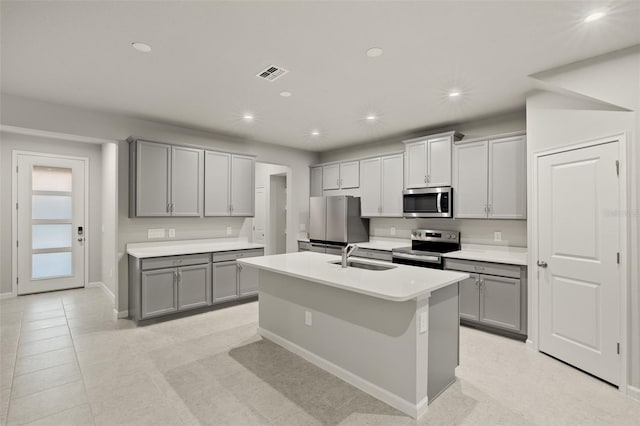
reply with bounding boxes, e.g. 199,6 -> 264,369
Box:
1,1 -> 639,151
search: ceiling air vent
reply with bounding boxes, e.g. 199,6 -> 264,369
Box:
256,65 -> 289,82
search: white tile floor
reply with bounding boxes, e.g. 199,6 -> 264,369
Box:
1,286 -> 638,425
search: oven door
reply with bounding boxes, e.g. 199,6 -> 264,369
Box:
403,187 -> 452,218
392,252 -> 443,269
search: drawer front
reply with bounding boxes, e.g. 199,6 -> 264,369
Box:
213,249 -> 264,263
141,254 -> 210,270
444,258 -> 520,278
352,249 -> 392,262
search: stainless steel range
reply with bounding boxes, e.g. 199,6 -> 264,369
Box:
392,229 -> 460,269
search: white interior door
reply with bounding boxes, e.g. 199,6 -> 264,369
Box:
253,186 -> 266,245
17,154 -> 86,295
538,141 -> 620,385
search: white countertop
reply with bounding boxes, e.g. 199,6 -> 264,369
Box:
237,252 -> 468,302
356,237 -> 410,252
127,238 -> 264,258
443,244 -> 528,266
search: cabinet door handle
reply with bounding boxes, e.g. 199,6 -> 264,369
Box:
424,175 -> 427,183
484,205 -> 488,213
427,175 -> 430,183
174,271 -> 178,283
167,203 -> 171,213
487,204 -> 492,213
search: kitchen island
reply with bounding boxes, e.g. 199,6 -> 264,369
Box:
237,252 -> 469,419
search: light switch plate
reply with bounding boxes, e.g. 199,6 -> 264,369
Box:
148,228 -> 165,239
390,227 -> 396,236
305,311 -> 312,326
226,226 -> 232,235
169,228 -> 175,238
494,231 -> 502,241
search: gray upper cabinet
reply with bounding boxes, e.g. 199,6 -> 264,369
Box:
403,131 -> 462,189
321,161 -> 360,191
204,152 -> 255,217
322,164 -> 340,190
359,154 -> 403,217
310,167 -> 323,196
129,139 -> 203,217
171,146 -> 204,216
230,155 -> 255,216
487,135 -> 526,219
132,140 -> 171,217
204,151 -> 231,216
452,140 -> 489,218
453,132 -> 526,219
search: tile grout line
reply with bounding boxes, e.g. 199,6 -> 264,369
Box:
3,304 -> 24,426
62,297 -> 98,426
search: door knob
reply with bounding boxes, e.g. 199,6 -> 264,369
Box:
77,238 -> 84,242
537,260 -> 548,268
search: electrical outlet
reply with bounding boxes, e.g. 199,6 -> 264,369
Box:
148,228 -> 165,239
305,311 -> 312,326
494,231 -> 502,241
169,228 -> 175,238
419,312 -> 428,334
390,227 -> 396,236
226,226 -> 232,235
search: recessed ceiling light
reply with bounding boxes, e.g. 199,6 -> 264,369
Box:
131,42 -> 152,53
366,47 -> 383,58
280,91 -> 292,97
584,10 -> 606,23
242,113 -> 254,122
310,130 -> 320,137
448,90 -> 462,98
365,114 -> 378,122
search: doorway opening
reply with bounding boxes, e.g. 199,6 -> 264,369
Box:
254,163 -> 292,255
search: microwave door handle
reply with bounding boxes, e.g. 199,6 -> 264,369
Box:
437,193 -> 442,213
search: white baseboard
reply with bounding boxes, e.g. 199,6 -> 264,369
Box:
525,339 -> 535,350
258,327 -> 427,419
87,281 -> 115,303
0,291 -> 17,299
627,385 -> 640,401
114,309 -> 129,319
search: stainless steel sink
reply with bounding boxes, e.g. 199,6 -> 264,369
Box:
330,260 -> 397,271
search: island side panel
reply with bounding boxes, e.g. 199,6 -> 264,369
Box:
257,269 -> 424,409
427,283 -> 460,401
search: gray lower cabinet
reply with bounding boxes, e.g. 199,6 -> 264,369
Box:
238,263 -> 258,296
445,258 -> 527,336
130,248 -> 263,322
212,248 -> 264,302
177,264 -> 211,310
141,268 -> 178,318
212,261 -> 239,302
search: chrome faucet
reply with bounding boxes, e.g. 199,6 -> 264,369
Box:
341,244 -> 359,268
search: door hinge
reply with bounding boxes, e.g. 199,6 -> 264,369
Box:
16,165 -> 18,173
617,343 -> 620,354
617,252 -> 620,264
615,160 -> 619,176
16,277 -> 19,285
16,240 -> 18,248
16,202 -> 18,210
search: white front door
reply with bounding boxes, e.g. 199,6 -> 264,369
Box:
538,141 -> 620,385
16,154 -> 86,295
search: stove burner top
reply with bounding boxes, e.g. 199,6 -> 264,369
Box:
391,229 -> 460,269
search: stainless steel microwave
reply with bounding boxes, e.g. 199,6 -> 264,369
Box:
403,187 -> 453,218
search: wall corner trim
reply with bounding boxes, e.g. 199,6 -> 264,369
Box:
87,281 -> 115,304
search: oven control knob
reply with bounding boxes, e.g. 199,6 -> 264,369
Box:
449,234 -> 455,239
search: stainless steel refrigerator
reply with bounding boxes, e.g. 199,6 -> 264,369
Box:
309,196 -> 369,254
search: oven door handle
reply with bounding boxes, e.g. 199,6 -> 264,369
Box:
437,193 -> 442,213
392,252 -> 441,263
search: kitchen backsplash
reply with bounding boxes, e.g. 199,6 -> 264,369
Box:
369,217 -> 527,247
